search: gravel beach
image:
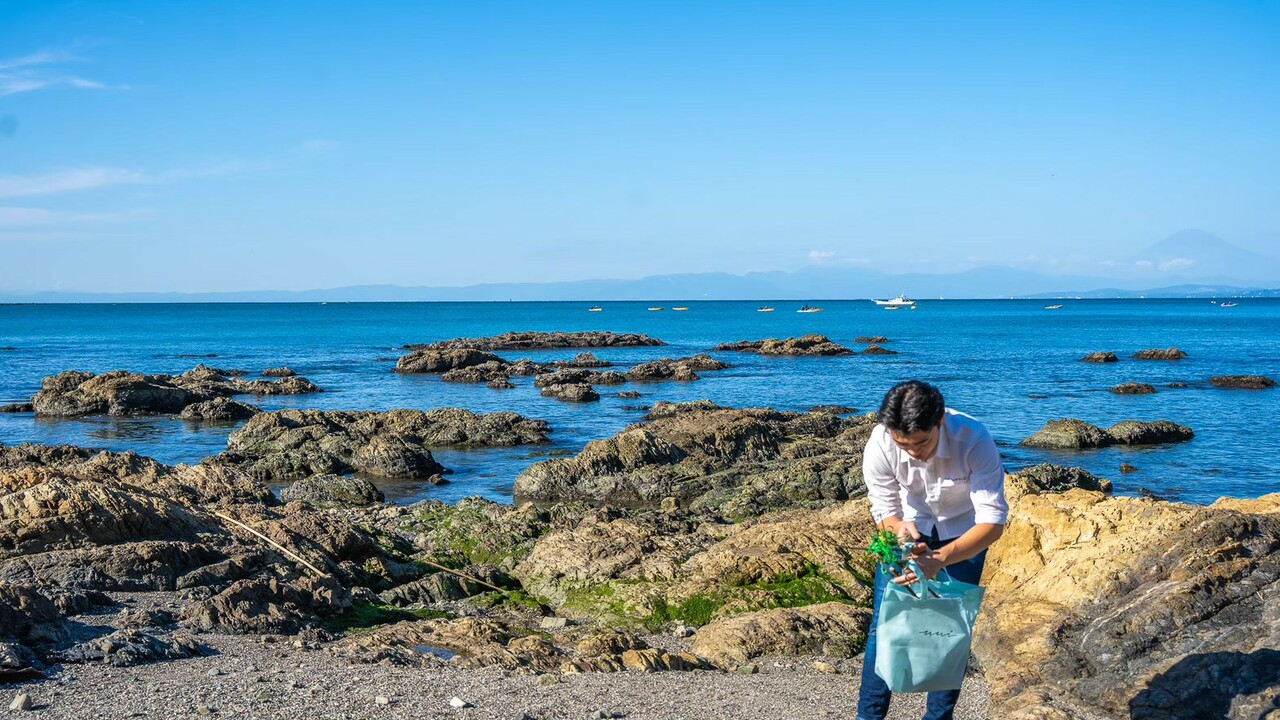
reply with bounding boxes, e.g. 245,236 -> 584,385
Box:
5,631 -> 992,720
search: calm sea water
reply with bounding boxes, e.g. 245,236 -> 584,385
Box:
1,300 -> 1277,505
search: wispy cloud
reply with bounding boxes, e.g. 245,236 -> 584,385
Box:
0,162 -> 265,199
809,250 -> 837,264
0,46 -> 124,97
0,206 -> 152,227
1158,257 -> 1196,272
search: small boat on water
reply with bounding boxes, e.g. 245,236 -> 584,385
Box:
588,307 -> 603,312
672,307 -> 690,312
873,294 -> 916,308
1220,302 -> 1238,308
648,307 -> 665,311
797,305 -> 823,313
1045,304 -> 1063,310
757,306 -> 775,313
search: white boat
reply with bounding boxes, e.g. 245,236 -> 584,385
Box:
647,307 -> 665,311
797,305 -> 823,313
757,306 -> 775,313
672,307 -> 689,312
1045,304 -> 1063,310
1221,302 -> 1238,308
588,307 -> 603,312
873,294 -> 916,307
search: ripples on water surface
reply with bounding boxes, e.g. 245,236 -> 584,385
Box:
1,299 -> 1277,505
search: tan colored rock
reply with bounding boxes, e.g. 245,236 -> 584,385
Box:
690,602 -> 870,667
975,475 -> 1280,720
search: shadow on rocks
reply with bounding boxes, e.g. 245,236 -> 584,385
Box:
1129,648 -> 1280,720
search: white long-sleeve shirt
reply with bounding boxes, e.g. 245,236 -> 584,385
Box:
863,408 -> 1009,540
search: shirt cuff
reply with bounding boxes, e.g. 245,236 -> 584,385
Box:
973,509 -> 1008,525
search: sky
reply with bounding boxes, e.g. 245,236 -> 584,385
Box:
1,1 -> 1278,293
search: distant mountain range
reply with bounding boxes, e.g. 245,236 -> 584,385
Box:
3,230 -> 1277,303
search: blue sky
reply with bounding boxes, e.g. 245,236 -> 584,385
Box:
1,1 -> 1278,292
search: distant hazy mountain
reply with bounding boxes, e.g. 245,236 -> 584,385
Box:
1125,229 -> 1280,285
3,229 -> 1276,302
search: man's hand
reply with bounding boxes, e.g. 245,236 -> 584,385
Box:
893,550 -> 945,586
892,520 -> 928,560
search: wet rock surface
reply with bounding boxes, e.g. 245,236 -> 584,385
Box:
714,335 -> 854,356
217,408 -> 550,482
30,366 -> 319,417
1080,351 -> 1119,363
279,474 -> 385,507
1211,375 -> 1277,389
1132,347 -> 1187,360
1020,418 -> 1194,449
1109,382 -> 1156,395
407,332 -> 667,351
179,397 -> 260,422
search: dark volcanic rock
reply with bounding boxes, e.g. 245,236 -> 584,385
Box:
219,408 -> 550,482
261,367 -> 296,377
30,365 -> 319,417
408,332 -> 666,351
179,397 -> 259,421
0,403 -> 33,413
57,629 -> 208,667
181,574 -> 354,634
553,352 -> 613,368
1004,464 -> 1113,499
861,344 -> 897,356
540,383 -> 600,403
1120,463 -> 1139,474
617,391 -> 642,399
1211,375 -> 1277,390
534,368 -> 627,387
515,403 -> 879,518
808,405 -> 858,415
440,361 -> 514,384
854,336 -> 889,344
714,335 -> 854,356
280,474 -> 385,507
487,378 -> 516,390
394,349 -> 506,374
1080,352 -> 1119,363
1110,383 -> 1156,395
624,355 -> 728,383
1021,419 -> 1194,449
1133,347 -> 1187,361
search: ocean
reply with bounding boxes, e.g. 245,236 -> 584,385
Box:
1,299 -> 1277,506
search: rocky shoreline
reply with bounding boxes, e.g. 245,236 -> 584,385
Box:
2,330 -> 1277,719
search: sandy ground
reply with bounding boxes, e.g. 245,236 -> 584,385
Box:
3,630 -> 992,720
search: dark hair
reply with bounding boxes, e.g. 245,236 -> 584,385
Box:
878,380 -> 945,434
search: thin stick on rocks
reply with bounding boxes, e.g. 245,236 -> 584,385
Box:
212,511 -> 329,578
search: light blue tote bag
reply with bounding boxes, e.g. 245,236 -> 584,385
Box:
874,561 -> 985,693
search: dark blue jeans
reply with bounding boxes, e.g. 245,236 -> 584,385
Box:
856,530 -> 988,720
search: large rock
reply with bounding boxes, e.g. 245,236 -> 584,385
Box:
534,369 -> 626,387
31,365 -> 319,417
181,574 -> 354,634
280,474 -> 384,507
1109,382 -> 1156,395
515,403 -> 878,518
624,355 -> 728,382
975,469 -> 1280,720
179,397 -> 259,421
1132,347 -> 1187,361
540,383 -> 600,402
690,602 -> 871,667
1211,375 -> 1277,390
56,629 -> 207,667
1080,351 -> 1119,363
407,332 -> 666,351
394,349 -> 506,374
218,408 -> 550,482
0,445 -> 269,591
1021,419 -> 1193,449
714,335 -> 854,356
